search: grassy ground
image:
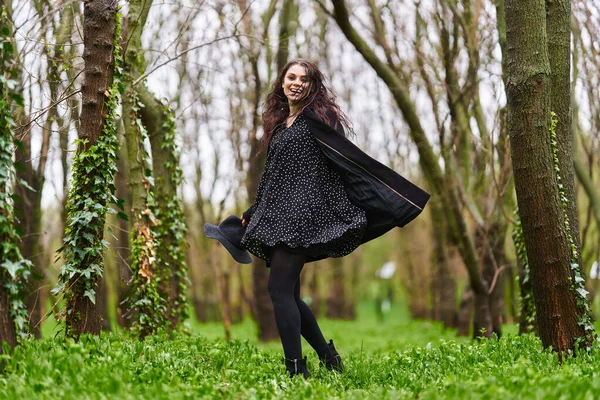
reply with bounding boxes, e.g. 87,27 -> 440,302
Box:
2,302 -> 600,399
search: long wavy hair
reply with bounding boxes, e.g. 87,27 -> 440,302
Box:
259,59 -> 353,156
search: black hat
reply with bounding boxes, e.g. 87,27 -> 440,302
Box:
204,215 -> 252,264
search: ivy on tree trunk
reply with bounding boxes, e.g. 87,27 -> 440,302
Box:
54,0 -> 120,339
505,0 -> 593,354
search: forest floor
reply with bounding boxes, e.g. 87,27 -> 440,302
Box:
2,303 -> 600,399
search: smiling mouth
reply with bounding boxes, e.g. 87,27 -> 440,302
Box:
290,88 -> 303,95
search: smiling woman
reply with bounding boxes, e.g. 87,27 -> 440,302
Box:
213,58 -> 430,379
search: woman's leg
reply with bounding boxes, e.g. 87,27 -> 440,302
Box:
268,247 -> 306,360
294,280 -> 329,354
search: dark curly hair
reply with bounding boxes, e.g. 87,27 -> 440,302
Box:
259,59 -> 353,156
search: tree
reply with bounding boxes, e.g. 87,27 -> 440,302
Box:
12,0 -> 78,339
505,0 -> 593,353
121,0 -> 190,336
0,4 -> 32,352
54,0 -> 120,338
326,0 -> 499,337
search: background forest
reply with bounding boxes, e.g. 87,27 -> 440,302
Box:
1,0 -> 600,398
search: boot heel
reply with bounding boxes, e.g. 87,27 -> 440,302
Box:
318,339 -> 344,372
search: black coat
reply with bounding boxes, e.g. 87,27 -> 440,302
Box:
302,108 -> 430,244
243,109 -> 430,254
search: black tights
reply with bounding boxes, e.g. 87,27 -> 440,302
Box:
268,246 -> 328,360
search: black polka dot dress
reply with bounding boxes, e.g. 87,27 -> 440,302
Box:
241,114 -> 367,263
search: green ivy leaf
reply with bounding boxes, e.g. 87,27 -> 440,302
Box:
1,259 -> 22,279
83,289 -> 96,305
576,287 -> 589,299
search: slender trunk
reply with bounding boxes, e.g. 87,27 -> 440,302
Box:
517,259 -> 536,334
479,223 -> 506,338
326,258 -> 347,319
139,87 -> 189,329
97,275 -> 111,331
308,264 -> 320,317
212,242 -> 231,342
0,288 -> 16,352
253,261 -> 278,341
13,120 -> 45,339
547,0 -> 581,270
457,287 -> 473,336
114,131 -> 132,328
430,197 -> 456,327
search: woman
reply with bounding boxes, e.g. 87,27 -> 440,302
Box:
240,59 -> 429,378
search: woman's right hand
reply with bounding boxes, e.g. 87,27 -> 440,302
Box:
241,215 -> 247,227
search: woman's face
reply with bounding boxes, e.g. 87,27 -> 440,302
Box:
282,64 -> 309,105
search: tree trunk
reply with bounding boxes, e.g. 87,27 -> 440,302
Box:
63,0 -> 117,337
114,132 -> 132,328
123,0 -> 189,328
456,287 -> 473,336
505,0 -> 590,352
547,0 -> 581,269
0,288 -> 17,352
97,275 -> 111,331
479,223 -> 506,338
308,264 -> 321,317
139,86 -> 189,329
430,197 -> 457,327
517,259 -> 536,334
13,119 -> 45,339
253,260 -> 279,341
212,242 -> 231,342
326,258 -> 347,319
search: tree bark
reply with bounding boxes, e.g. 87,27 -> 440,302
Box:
308,264 -> 321,317
430,197 -> 456,328
253,262 -> 278,341
114,131 -> 132,328
212,241 -> 231,341
479,223 -> 506,338
505,0 -> 588,352
456,287 -> 473,336
0,288 -> 17,353
326,258 -> 348,319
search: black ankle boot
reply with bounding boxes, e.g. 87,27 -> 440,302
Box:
285,356 -> 310,379
318,340 -> 343,372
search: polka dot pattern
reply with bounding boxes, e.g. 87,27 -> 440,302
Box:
241,114 -> 367,262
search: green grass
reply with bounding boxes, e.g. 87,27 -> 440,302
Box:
3,302 -> 600,399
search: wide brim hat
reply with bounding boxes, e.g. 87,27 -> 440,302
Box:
204,215 -> 252,264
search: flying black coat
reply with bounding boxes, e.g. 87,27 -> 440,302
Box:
301,108 -> 430,245
242,109 -> 430,260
